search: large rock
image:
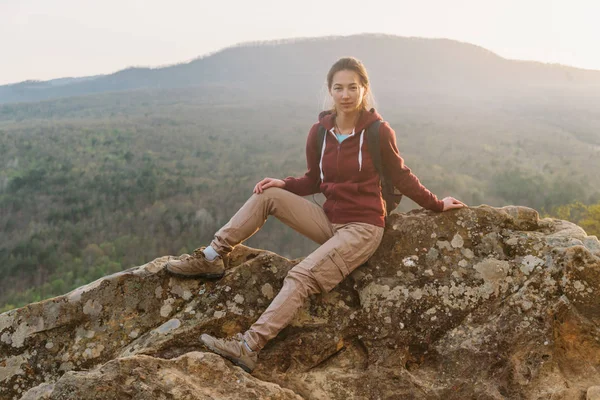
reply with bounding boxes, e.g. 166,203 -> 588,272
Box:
19,352 -> 301,400
2,205 -> 600,400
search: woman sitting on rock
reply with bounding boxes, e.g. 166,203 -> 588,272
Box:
165,57 -> 466,373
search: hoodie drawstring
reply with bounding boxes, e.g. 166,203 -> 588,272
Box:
320,127 -> 367,180
358,129 -> 365,171
319,129 -> 331,181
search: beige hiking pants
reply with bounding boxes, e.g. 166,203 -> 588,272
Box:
210,187 -> 384,351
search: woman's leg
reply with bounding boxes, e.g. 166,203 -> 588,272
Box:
166,188 -> 334,277
243,222 -> 384,351
199,197 -> 383,372
210,187 -> 334,255
201,222 -> 383,371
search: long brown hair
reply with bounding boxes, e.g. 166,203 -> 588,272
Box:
327,57 -> 373,112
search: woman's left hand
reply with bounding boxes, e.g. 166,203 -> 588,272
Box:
442,196 -> 467,211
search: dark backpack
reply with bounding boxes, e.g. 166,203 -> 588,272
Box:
316,120 -> 403,216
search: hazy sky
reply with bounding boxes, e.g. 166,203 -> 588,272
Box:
1,0 -> 598,85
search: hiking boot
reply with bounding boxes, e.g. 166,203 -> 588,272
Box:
200,333 -> 258,373
165,248 -> 225,279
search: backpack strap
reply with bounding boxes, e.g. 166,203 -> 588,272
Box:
366,120 -> 383,176
366,120 -> 404,216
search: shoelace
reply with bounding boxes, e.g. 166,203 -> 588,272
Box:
175,249 -> 205,263
233,333 -> 255,353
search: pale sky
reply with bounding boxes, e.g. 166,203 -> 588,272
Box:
1,0 -> 598,85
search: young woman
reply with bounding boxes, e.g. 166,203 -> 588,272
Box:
165,57 -> 466,373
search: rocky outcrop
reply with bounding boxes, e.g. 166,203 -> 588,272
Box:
19,352 -> 301,400
2,205 -> 600,400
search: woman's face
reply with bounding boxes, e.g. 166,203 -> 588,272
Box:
329,70 -> 366,114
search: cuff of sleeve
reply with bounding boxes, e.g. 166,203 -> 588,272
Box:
282,177 -> 294,192
434,199 -> 444,212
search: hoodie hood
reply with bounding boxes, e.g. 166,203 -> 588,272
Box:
318,108 -> 383,132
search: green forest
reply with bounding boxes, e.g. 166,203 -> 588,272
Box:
1,86 -> 599,312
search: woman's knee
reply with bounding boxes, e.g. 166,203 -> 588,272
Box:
250,187 -> 290,215
250,187 -> 285,206
260,187 -> 287,199
285,265 -> 321,296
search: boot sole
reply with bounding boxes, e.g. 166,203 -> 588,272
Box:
200,339 -> 255,373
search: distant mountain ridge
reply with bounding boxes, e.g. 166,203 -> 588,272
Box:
2,33 -> 600,105
11,75 -> 104,88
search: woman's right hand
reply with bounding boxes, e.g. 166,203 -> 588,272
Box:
254,177 -> 285,194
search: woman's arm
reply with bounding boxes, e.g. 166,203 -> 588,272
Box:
282,123 -> 322,196
379,122 -> 446,212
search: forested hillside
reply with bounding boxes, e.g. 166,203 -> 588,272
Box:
1,34 -> 600,311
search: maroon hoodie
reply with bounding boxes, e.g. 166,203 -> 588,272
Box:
283,109 -> 444,227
